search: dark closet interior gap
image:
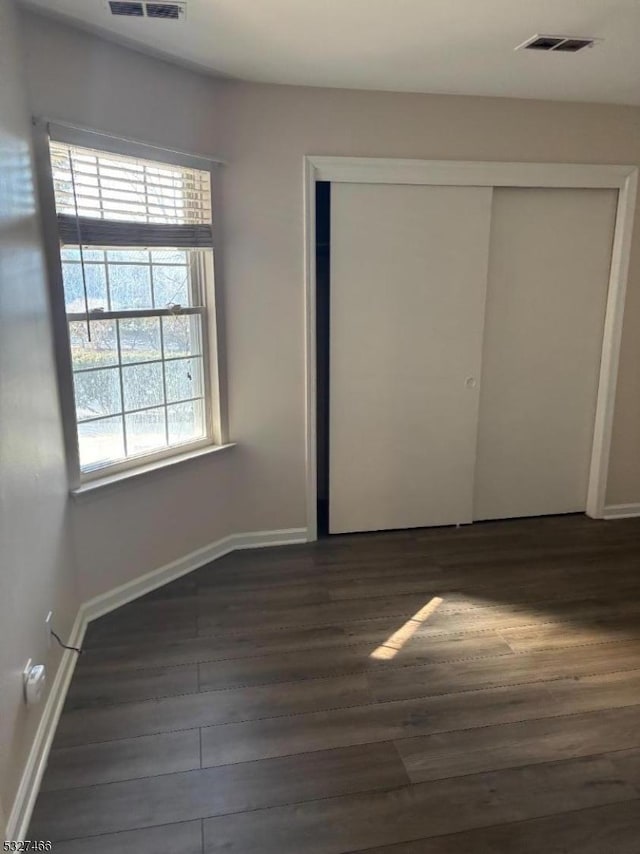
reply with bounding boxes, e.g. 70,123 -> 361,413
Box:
316,181 -> 331,536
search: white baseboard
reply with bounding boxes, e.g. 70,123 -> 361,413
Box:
82,533 -> 237,622
83,527 -> 308,622
6,610 -> 87,841
603,503 -> 640,519
7,526 -> 308,840
232,528 -> 309,550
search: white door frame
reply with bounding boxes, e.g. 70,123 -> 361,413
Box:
303,156 -> 638,541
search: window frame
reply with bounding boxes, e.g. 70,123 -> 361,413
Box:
33,121 -> 228,489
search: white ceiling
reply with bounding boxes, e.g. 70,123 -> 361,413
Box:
23,0 -> 640,105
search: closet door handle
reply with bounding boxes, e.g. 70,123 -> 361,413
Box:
465,376 -> 477,389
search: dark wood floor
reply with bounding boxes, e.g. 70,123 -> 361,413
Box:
30,515 -> 640,852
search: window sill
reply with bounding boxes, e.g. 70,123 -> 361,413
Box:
70,442 -> 236,499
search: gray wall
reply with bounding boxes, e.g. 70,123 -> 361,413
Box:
20,12 -> 239,602
20,11 -> 640,597
3,1 -> 640,825
0,0 -> 79,822
214,82 -> 640,510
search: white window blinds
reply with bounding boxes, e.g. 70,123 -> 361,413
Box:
50,140 -> 213,248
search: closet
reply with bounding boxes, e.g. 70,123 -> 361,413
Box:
327,181 -> 618,534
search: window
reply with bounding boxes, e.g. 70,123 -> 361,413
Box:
47,136 -> 221,481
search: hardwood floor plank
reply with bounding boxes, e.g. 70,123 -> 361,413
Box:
77,588 -> 640,675
49,820 -> 203,854
328,562 -> 640,603
194,535 -> 425,577
76,580 -> 640,677
368,639 -> 640,702
63,663 -> 199,710
547,669 -> 640,709
609,746 -> 640,785
83,623 -> 197,649
346,593 -> 640,645
192,548 -> 640,599
30,743 -> 409,842
96,594 -> 199,621
199,681 -> 562,766
197,633 -> 513,691
76,617 -> 432,674
41,729 -> 201,791
53,674 -> 373,748
29,516 -> 640,853
199,671 -> 640,768
196,591 -> 448,633
196,569 -> 640,637
421,540 -> 640,568
498,617 -> 640,653
197,583 -> 331,608
86,620 -> 429,674
395,704 -> 640,783
83,598 -> 199,648
202,752 -> 639,854
354,799 -> 640,854
55,646 -> 640,752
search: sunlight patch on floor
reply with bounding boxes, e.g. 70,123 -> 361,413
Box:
370,597 -> 444,660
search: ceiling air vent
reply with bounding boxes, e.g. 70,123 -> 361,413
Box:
516,34 -> 600,52
106,0 -> 186,20
108,1 -> 144,16
146,2 -> 182,19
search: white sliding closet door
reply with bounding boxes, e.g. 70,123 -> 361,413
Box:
329,183 -> 493,534
474,188 -> 617,521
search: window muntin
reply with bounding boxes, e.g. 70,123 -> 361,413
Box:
50,141 -> 215,476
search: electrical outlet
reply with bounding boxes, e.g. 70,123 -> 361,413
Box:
22,658 -> 32,703
45,611 -> 53,649
23,660 -> 47,705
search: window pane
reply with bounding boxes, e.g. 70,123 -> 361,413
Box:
167,399 -> 205,445
61,248 -> 105,263
108,264 -> 152,309
62,262 -> 108,312
78,416 -> 125,470
153,264 -> 190,308
74,367 -> 122,421
122,362 -> 164,411
69,320 -> 118,370
150,249 -> 187,265
119,317 -> 161,363
125,407 -> 167,455
162,315 -> 202,358
165,357 -> 203,403
106,249 -> 148,263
